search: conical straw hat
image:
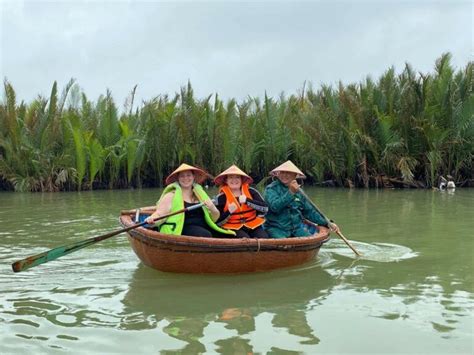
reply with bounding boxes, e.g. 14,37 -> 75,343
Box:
165,163 -> 210,185
214,164 -> 253,186
270,160 -> 306,179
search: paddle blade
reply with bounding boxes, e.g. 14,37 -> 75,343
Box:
10,222 -> 143,272
12,237 -> 100,272
10,209 -> 181,273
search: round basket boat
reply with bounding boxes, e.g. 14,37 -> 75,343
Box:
119,208 -> 330,274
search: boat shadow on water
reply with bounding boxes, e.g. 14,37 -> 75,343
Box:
120,262 -> 334,353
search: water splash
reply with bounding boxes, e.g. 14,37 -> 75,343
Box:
326,240 -> 418,262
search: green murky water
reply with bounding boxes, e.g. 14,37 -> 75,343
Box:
0,188 -> 472,353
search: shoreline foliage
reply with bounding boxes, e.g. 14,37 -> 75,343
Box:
0,53 -> 472,192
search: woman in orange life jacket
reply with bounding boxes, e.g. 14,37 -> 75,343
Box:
214,165 -> 269,239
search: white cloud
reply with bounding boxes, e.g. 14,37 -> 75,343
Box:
1,0 -> 471,107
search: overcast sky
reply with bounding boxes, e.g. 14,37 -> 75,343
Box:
1,0 -> 472,108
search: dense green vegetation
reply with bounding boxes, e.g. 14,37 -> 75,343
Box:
0,53 -> 472,192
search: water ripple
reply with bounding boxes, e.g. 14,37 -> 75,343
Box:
326,240 -> 418,262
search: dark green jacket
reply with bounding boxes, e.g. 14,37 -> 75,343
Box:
264,180 -> 327,238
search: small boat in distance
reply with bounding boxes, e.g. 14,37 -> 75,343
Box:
119,207 -> 330,274
439,175 -> 456,190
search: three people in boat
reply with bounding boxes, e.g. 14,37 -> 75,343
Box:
145,161 -> 337,238
264,160 -> 339,238
214,165 -> 269,239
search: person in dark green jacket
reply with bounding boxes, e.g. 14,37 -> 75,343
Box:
264,160 -> 339,238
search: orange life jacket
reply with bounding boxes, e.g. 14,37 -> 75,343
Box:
220,184 -> 265,230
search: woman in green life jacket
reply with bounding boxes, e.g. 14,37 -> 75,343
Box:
145,163 -> 235,238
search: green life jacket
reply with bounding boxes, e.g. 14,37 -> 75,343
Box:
157,182 -> 235,236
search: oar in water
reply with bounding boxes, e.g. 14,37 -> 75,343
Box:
299,189 -> 361,256
11,202 -> 204,273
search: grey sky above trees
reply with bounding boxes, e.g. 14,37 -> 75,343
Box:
0,0 -> 471,108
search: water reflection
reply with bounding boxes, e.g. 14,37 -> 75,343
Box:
121,263 -> 333,353
322,246 -> 473,339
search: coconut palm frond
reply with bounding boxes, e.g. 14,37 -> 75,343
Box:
0,54 -> 472,190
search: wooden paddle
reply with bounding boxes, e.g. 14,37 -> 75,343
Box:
299,189 -> 361,256
11,203 -> 204,273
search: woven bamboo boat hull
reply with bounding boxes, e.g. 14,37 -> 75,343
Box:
119,213 -> 330,274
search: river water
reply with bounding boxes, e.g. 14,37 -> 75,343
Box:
0,188 -> 472,354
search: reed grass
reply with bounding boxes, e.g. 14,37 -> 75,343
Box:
0,53 -> 472,191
